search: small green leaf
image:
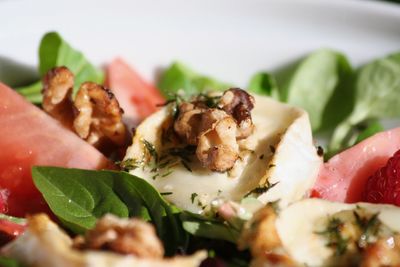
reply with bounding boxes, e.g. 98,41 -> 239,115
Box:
180,212 -> 240,243
285,49 -> 353,131
329,52 -> 400,154
248,72 -> 279,99
158,62 -> 230,97
16,32 -> 104,103
14,81 -> 43,104
32,166 -> 187,255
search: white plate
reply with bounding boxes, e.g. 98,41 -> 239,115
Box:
0,0 -> 399,86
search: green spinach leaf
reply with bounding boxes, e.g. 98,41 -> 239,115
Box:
285,49 -> 353,131
17,32 -> 104,104
158,62 -> 230,97
329,52 -> 400,153
248,72 -> 279,99
32,166 -> 187,255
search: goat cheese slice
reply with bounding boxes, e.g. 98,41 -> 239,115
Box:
125,95 -> 322,213
276,198 -> 400,266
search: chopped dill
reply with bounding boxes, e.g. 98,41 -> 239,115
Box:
116,158 -> 140,172
353,209 -> 381,247
244,181 -> 279,197
191,193 -> 198,203
316,217 -> 349,256
160,192 -> 173,196
143,139 -> 159,162
197,93 -> 221,108
161,170 -> 173,177
181,159 -> 193,172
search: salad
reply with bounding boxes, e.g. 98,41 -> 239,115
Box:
0,32 -> 400,267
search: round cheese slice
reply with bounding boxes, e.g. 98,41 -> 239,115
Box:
276,199 -> 400,266
124,95 -> 322,213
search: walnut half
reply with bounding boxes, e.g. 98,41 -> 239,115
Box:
41,66 -> 128,154
74,214 -> 164,258
173,88 -> 255,172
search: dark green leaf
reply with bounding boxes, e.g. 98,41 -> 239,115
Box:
248,72 -> 279,99
158,62 -> 230,97
16,32 -> 104,104
285,49 -> 353,131
180,212 -> 240,243
32,166 -> 187,255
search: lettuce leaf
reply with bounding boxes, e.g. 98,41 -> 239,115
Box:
284,49 -> 353,131
329,52 -> 400,154
247,72 -> 280,99
16,32 -> 103,104
158,62 -> 230,97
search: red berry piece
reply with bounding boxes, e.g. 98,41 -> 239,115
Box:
363,149 -> 400,206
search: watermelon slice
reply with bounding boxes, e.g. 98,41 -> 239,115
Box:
311,128 -> 400,203
105,58 -> 165,128
0,83 -> 113,217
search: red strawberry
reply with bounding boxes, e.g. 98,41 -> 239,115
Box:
363,149 -> 400,205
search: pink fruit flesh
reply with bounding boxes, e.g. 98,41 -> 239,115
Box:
0,83 -> 113,217
105,58 -> 165,128
312,128 -> 400,203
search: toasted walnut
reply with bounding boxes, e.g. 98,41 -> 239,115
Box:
219,88 -> 255,139
239,205 -> 281,256
173,102 -> 205,145
74,82 -> 127,149
197,114 -> 239,172
173,88 -> 254,172
76,214 -> 164,258
239,205 -> 295,266
360,235 -> 400,267
42,66 -> 75,128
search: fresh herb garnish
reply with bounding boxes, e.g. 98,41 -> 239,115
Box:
116,158 -> 141,171
191,193 -> 198,204
160,192 -> 173,196
197,93 -> 221,108
317,217 -> 349,256
353,209 -> 381,247
143,139 -> 159,163
244,181 -> 279,197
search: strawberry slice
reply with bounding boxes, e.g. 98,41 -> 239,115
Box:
363,149 -> 400,206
